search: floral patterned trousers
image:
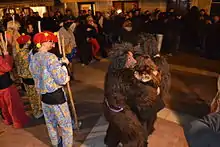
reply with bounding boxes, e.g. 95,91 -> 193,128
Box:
23,83 -> 42,117
42,102 -> 73,147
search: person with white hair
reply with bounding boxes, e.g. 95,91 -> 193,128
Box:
6,20 -> 21,58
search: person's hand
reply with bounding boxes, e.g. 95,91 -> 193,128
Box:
3,50 -> 9,55
157,87 -> 160,95
65,76 -> 70,84
87,28 -> 92,31
61,57 -> 69,65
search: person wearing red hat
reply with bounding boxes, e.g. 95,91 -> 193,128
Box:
15,34 -> 43,119
0,48 -> 29,129
29,31 -> 73,147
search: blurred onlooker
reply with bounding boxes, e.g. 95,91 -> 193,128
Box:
41,12 -> 59,32
213,16 -> 220,24
65,9 -> 76,20
184,111 -> 220,147
25,23 -> 35,39
200,9 -> 209,21
120,19 -> 137,45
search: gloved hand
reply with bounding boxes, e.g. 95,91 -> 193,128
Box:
61,57 -> 69,65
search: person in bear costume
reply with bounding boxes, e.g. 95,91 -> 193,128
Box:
130,55 -> 162,136
103,42 -> 147,147
136,33 -> 171,107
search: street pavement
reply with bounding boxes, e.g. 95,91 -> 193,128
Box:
0,52 -> 220,147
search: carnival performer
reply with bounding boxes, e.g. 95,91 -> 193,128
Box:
6,20 -> 21,58
131,55 -> 162,136
15,34 -> 43,119
6,20 -> 21,85
104,42 -> 147,147
29,31 -> 73,147
58,17 -> 77,80
137,33 -> 170,108
0,47 -> 29,128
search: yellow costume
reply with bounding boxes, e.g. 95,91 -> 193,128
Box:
15,36 -> 43,119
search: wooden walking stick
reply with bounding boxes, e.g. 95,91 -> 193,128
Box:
0,33 -> 5,55
0,33 -> 4,51
57,32 -> 62,55
12,15 -> 15,27
38,21 -> 41,33
0,33 -> 7,52
61,35 -> 79,130
0,32 -> 8,58
4,31 -> 7,50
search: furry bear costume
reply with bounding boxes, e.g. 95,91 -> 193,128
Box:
136,33 -> 171,105
131,55 -> 162,136
125,33 -> 170,137
103,42 -> 147,147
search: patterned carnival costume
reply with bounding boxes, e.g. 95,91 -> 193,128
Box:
15,34 -> 43,119
29,31 -> 73,147
6,20 -> 21,58
6,20 -> 21,76
0,49 -> 29,128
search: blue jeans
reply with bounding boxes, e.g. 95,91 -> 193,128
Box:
183,112 -> 220,147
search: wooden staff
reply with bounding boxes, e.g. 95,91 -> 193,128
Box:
57,32 -> 62,55
0,33 -> 4,50
61,35 -> 79,130
0,33 -> 6,52
4,31 -> 7,49
38,21 -> 41,33
156,34 -> 163,52
12,15 -> 15,27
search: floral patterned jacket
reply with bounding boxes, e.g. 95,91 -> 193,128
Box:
29,51 -> 68,94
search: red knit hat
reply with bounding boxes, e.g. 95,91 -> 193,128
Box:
33,31 -> 58,46
16,34 -> 31,45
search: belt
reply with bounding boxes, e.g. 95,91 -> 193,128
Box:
0,72 -> 13,89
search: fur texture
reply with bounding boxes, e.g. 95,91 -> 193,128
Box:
108,42 -> 134,71
129,56 -> 162,135
135,33 -> 159,57
153,56 -> 171,101
136,33 -> 171,101
104,42 -> 147,147
104,69 -> 147,147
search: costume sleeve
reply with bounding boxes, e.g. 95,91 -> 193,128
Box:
104,71 -> 128,108
69,23 -> 76,32
134,85 -> 158,121
47,54 -> 68,85
0,55 -> 13,73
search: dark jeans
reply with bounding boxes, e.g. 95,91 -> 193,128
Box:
183,112 -> 220,147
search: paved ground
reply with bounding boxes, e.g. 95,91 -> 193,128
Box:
0,52 -> 219,147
